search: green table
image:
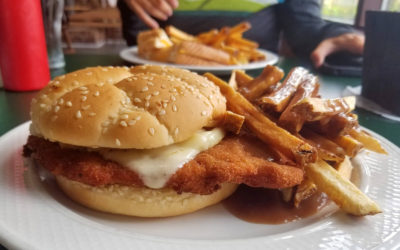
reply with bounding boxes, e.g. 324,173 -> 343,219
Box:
1,53 -> 399,146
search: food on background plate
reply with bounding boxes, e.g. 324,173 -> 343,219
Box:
137,22 -> 266,66
23,65 -> 305,218
205,66 -> 385,216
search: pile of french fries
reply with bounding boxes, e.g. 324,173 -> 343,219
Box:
154,22 -> 265,65
205,65 -> 387,216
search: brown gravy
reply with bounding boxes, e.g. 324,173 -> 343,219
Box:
223,185 -> 329,224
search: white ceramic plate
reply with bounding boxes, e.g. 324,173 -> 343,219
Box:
1,122 -> 400,250
119,46 -> 279,74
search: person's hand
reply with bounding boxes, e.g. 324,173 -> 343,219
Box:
310,33 -> 365,68
124,0 -> 179,29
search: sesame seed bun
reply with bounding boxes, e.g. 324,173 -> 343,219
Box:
56,176 -> 238,217
30,65 -> 226,149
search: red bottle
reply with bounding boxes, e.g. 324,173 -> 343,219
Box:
0,0 -> 50,91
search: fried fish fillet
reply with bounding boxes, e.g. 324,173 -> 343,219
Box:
23,135 -> 304,195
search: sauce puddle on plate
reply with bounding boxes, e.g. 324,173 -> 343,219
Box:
223,185 -> 330,224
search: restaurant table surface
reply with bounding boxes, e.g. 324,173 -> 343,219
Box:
0,53 -> 399,250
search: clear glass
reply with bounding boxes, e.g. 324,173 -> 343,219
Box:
42,0 -> 66,69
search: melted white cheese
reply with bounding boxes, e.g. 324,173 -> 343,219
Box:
100,128 -> 225,189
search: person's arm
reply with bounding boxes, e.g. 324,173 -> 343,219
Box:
278,0 -> 363,67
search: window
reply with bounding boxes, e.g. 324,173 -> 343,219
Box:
321,0 -> 359,24
382,0 -> 400,11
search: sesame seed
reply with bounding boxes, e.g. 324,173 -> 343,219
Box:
54,106 -> 60,112
141,86 -> 149,92
102,121 -> 110,127
120,121 -> 128,127
66,101 -> 72,107
132,77 -> 138,81
59,75 -> 66,80
81,90 -> 89,95
86,72 -> 93,76
174,127 -> 179,136
128,120 -> 136,126
94,91 -> 100,97
136,116 -> 141,121
82,105 -> 90,110
79,86 -> 87,91
162,103 -> 167,108
96,82 -> 104,87
161,84 -> 166,89
127,78 -> 132,82
145,101 -> 150,108
134,98 -> 141,103
121,114 -> 129,119
171,96 -> 176,101
107,79 -> 113,83
58,98 -> 64,105
145,95 -> 151,101
172,104 -> 177,112
54,81 -> 60,86
158,109 -> 166,115
201,111 -> 207,116
101,68 -> 108,72
142,76 -> 149,80
153,91 -> 159,96
51,116 -> 58,122
147,81 -> 154,86
72,80 -> 79,86
40,103 -> 46,109
89,112 -> 96,117
40,94 -> 47,100
148,128 -> 155,136
76,110 -> 82,118
81,96 -> 87,101
115,138 -> 121,146
73,73 -> 78,77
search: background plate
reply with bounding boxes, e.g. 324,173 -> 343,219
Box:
119,46 -> 279,74
1,122 -> 400,249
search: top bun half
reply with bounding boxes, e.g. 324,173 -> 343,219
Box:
30,65 -> 226,149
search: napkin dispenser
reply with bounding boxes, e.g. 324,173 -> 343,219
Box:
362,11 -> 400,116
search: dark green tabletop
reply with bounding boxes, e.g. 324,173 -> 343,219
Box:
1,54 -> 399,147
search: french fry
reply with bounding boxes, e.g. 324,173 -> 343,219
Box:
331,135 -> 363,157
204,72 -> 316,165
336,156 -> 353,180
279,74 -> 320,132
196,29 -> 218,44
223,111 -> 245,134
349,128 -> 387,154
240,65 -> 284,101
258,67 -> 308,112
165,25 -> 196,42
306,160 -> 381,216
226,36 -> 259,50
228,70 -> 238,89
289,96 -> 356,122
294,178 -> 317,207
300,129 -> 346,163
234,70 -> 253,88
228,22 -> 251,36
310,113 -> 359,137
281,188 -> 294,203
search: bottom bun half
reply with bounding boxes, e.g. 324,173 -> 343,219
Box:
56,176 -> 238,217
